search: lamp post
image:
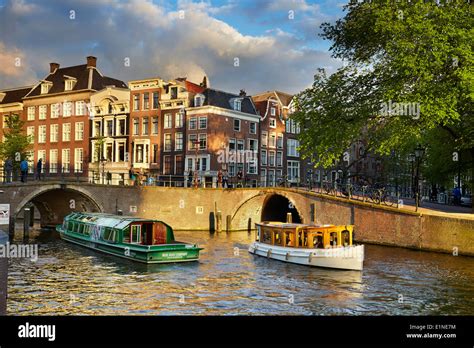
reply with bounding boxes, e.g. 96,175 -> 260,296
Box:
408,153 -> 416,199
414,145 -> 425,211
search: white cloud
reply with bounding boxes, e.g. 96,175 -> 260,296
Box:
0,0 -> 342,94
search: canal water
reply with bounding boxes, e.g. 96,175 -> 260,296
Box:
6,228 -> 474,315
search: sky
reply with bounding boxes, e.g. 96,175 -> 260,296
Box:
0,0 -> 347,95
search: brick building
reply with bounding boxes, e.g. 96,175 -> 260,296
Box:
185,88 -> 260,187
21,56 -> 127,178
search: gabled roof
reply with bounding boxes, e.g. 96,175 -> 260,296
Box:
251,90 -> 294,106
202,88 -> 257,115
24,64 -> 127,98
0,86 -> 34,105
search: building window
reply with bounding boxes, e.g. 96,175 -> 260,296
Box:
170,87 -> 178,99
38,125 -> 46,143
269,118 -> 276,128
229,163 -> 236,176
269,132 -> 276,148
51,103 -> 60,118
277,134 -> 284,149
189,117 -> 197,130
49,150 -> 58,173
276,151 -> 283,167
41,83 -> 50,94
271,107 -> 276,116
133,94 -> 139,111
237,139 -> 244,151
143,93 -> 149,110
75,148 -> 83,173
142,117 -> 149,135
63,123 -> 71,141
188,134 -> 198,150
39,105 -> 47,120
175,112 -> 184,128
65,80 -> 76,91
133,118 -> 139,135
234,119 -> 241,132
247,161 -> 257,174
261,150 -> 267,166
175,132 -> 183,151
118,119 -> 126,136
233,99 -> 241,111
27,107 -> 35,120
288,160 -> 300,181
27,126 -> 35,144
287,139 -> 300,157
164,134 -> 172,152
175,155 -> 183,174
37,150 -> 46,173
194,95 -> 204,107
198,116 -> 207,129
75,101 -> 85,115
248,139 -> 258,152
152,116 -> 159,135
62,149 -> 70,173
63,102 -> 72,117
105,120 -> 113,137
229,138 -> 236,151
75,122 -> 84,141
152,92 -> 159,109
152,144 -> 158,163
164,155 -> 172,175
261,168 -> 267,185
199,134 -> 207,150
249,122 -> 256,134
164,113 -> 172,129
50,124 -> 59,142
261,131 -> 268,147
269,151 -> 276,167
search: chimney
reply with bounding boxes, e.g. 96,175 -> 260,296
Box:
200,76 -> 208,88
86,56 -> 97,68
49,62 -> 60,73
239,89 -> 246,97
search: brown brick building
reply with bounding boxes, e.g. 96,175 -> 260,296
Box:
21,56 -> 127,177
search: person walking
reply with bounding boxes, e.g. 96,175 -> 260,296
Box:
222,170 -> 229,188
4,158 -> 13,183
217,169 -> 223,188
20,158 -> 28,183
36,158 -> 43,180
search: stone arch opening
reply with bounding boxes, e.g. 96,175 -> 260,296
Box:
15,187 -> 102,228
261,194 -> 302,223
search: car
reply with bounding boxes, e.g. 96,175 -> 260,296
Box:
460,195 -> 472,207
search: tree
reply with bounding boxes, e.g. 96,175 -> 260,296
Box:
0,114 -> 32,170
292,2 -> 473,190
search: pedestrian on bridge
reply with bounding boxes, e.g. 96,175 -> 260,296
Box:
20,159 -> 28,183
36,159 -> 42,180
3,158 -> 13,183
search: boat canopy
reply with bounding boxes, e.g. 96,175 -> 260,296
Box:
65,212 -> 171,231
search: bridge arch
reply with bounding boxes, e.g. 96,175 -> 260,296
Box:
15,184 -> 103,228
230,190 -> 303,229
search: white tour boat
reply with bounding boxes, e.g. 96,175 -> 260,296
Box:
249,221 -> 364,271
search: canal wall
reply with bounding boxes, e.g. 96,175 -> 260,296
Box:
2,183 -> 474,256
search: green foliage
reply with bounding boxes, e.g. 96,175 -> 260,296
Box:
0,114 -> 32,165
293,2 -> 473,173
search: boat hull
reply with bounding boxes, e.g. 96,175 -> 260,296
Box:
58,229 -> 201,264
248,242 -> 364,271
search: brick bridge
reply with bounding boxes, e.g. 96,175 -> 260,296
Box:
1,182 -> 473,256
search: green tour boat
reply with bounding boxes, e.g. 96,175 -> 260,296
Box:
56,212 -> 202,264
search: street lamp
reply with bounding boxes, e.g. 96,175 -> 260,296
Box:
414,145 -> 425,211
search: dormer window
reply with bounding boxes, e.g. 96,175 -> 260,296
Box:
64,77 -> 77,91
194,94 -> 204,107
41,83 -> 52,94
233,99 -> 242,111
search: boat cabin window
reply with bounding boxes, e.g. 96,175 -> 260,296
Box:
273,231 -> 283,246
341,230 -> 350,246
78,223 -> 84,234
312,232 -> 324,249
285,231 -> 295,247
131,225 -> 141,244
329,232 -> 338,247
103,228 -> 117,243
297,231 -> 308,247
123,229 -> 130,243
262,229 -> 272,244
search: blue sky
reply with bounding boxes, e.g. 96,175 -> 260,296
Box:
0,0 -> 347,94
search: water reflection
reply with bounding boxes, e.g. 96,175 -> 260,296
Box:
6,228 -> 474,315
